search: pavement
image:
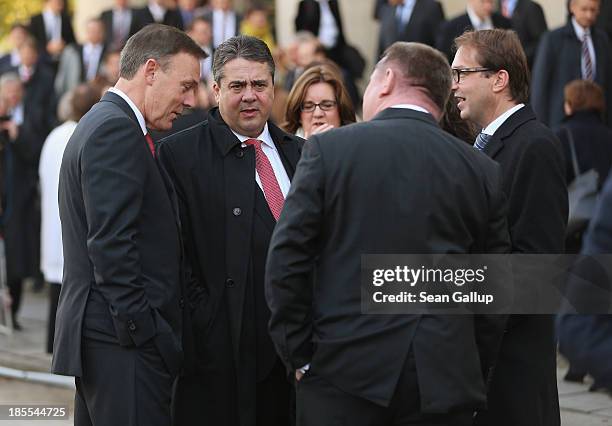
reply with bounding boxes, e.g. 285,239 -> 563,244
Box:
2,284 -> 612,425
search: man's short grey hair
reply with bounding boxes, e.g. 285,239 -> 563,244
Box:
119,24 -> 206,80
212,35 -> 275,84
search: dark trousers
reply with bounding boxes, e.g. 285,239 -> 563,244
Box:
296,351 -> 474,426
46,283 -> 61,353
173,359 -> 291,426
8,277 -> 22,322
75,337 -> 174,426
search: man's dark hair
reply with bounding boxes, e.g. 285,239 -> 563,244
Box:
454,29 -> 530,104
212,35 -> 275,84
380,42 -> 452,111
119,24 -> 206,80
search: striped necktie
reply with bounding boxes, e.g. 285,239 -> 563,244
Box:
145,133 -> 155,157
244,138 -> 284,220
582,32 -> 594,81
474,132 -> 491,151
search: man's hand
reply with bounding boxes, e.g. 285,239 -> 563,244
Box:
46,39 -> 65,56
295,369 -> 304,382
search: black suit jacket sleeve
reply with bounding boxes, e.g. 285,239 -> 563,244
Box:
508,136 -> 567,253
530,31 -> 553,125
295,0 -> 320,35
81,117 -> 157,347
266,138 -> 324,371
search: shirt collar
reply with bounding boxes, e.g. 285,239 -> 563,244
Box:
232,122 -> 274,149
571,16 -> 590,39
467,5 -> 493,30
391,104 -> 431,115
482,103 -> 524,136
108,86 -> 148,135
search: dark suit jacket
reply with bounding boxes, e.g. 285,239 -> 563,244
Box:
28,12 -> 76,52
1,79 -> 52,282
266,108 -> 511,412
436,12 -> 512,61
295,0 -> 346,47
129,5 -> 183,37
556,110 -> 612,187
377,0 -> 445,56
531,22 -> 612,128
501,0 -> 547,67
474,105 -> 567,426
52,91 -> 183,378
100,8 -> 133,50
157,107 -> 303,425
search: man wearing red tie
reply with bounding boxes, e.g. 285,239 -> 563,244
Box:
53,24 -> 203,426
158,35 -> 303,426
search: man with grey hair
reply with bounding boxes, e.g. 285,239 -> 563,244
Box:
158,35 -> 303,426
53,24 -> 204,426
265,41 -> 510,425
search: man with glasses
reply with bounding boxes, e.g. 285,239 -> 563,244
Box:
452,29 -> 567,426
158,35 -> 302,426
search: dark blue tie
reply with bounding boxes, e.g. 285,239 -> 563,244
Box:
474,132 -> 491,151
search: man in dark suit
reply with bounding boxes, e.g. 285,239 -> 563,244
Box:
158,35 -> 302,426
52,24 -> 204,426
0,71 -> 51,330
376,0 -> 445,56
498,0 -> 547,67
452,29 -> 567,426
531,0 -> 612,128
54,18 -> 106,97
201,0 -> 242,49
0,24 -> 30,76
28,0 -> 76,67
265,41 -> 511,426
100,0 -> 133,51
437,0 -> 512,61
129,0 -> 184,36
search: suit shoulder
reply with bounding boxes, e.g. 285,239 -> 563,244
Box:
158,120 -> 209,157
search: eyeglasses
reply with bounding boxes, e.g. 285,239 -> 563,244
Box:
451,67 -> 494,84
301,100 -> 337,112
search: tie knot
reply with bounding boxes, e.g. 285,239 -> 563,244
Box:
245,138 -> 262,149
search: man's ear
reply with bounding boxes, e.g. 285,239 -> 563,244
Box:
380,67 -> 396,96
492,69 -> 510,94
144,59 -> 157,85
212,80 -> 221,103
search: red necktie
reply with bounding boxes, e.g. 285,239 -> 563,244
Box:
244,139 -> 284,220
145,133 -> 155,157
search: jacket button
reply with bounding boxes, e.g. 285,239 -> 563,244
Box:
179,298 -> 185,309
226,278 -> 235,287
235,149 -> 244,158
128,320 -> 136,332
233,207 -> 242,216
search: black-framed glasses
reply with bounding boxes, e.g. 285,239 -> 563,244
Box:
301,100 -> 337,112
451,67 -> 494,84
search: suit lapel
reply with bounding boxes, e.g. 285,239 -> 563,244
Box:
485,105 -> 536,158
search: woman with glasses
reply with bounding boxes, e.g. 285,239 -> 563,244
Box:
282,61 -> 356,138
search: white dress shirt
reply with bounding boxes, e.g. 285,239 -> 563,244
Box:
396,0 -> 416,28
482,103 -> 524,136
83,43 -> 104,81
572,17 -> 597,80
148,2 -> 167,23
112,8 -> 132,43
231,123 -> 291,197
107,87 -> 147,135
43,9 -> 62,41
212,9 -> 237,48
39,120 -> 78,284
316,0 -> 339,48
467,5 -> 493,31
